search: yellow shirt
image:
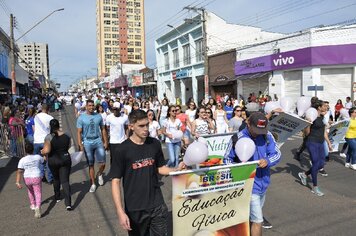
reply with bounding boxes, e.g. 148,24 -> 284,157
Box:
346,119 -> 356,138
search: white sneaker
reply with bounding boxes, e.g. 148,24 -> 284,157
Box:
345,163 -> 350,168
34,208 -> 41,218
350,164 -> 356,170
89,184 -> 97,193
340,153 -> 347,158
30,205 -> 36,210
98,175 -> 104,186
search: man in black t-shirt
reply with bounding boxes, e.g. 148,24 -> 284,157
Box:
111,110 -> 185,236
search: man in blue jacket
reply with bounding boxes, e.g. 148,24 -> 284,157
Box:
224,112 -> 281,236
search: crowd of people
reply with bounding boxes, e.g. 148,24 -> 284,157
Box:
2,90 -> 356,236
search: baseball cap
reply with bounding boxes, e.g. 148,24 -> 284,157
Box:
248,112 -> 268,135
113,102 -> 121,109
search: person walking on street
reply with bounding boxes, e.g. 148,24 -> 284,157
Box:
298,100 -> 333,196
16,142 -> 45,218
345,107 -> 356,170
41,119 -> 73,210
77,99 -> 108,193
224,112 -> 281,236
111,110 -> 185,236
33,104 -> 53,183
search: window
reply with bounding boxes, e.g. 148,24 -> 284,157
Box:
104,33 -> 111,38
135,55 -> 141,60
104,40 -> 111,45
183,45 -> 191,65
113,41 -> 119,46
104,13 -> 110,18
134,15 -> 141,21
112,34 -> 119,39
128,55 -> 134,60
164,53 -> 170,70
127,8 -> 133,13
112,7 -> 118,11
111,0 -> 118,4
134,9 -> 141,14
104,20 -> 111,25
112,27 -> 118,32
104,27 -> 110,32
105,47 -> 112,53
128,48 -> 134,53
173,49 -> 179,68
112,13 -> 118,18
135,35 -> 141,40
105,54 -> 112,59
135,28 -> 141,33
195,39 -> 203,62
134,2 -> 140,7
103,6 -> 111,11
112,20 -> 119,25
135,48 -> 141,53
104,0 -> 110,4
135,42 -> 141,46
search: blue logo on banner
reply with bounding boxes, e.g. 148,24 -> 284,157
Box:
0,53 -> 9,78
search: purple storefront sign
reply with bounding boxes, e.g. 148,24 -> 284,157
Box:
235,44 -> 356,75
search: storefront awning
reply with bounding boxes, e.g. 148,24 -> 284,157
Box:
235,72 -> 271,80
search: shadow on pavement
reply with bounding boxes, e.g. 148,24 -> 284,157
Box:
0,156 -> 18,192
71,180 -> 90,210
41,198 -> 57,218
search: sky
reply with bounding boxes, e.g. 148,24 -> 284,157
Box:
1,0 -> 356,92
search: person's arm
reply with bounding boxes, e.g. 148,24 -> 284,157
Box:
41,140 -> 51,155
262,133 -> 282,168
223,136 -> 236,164
223,111 -> 229,123
77,128 -> 83,151
324,130 -> 333,151
16,169 -> 23,189
111,178 -> 132,231
158,162 -> 186,175
101,125 -> 108,149
191,120 -> 198,138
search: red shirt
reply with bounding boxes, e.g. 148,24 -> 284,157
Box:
176,113 -> 188,132
335,104 -> 343,113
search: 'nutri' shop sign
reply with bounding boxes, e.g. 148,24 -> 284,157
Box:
235,44 -> 356,75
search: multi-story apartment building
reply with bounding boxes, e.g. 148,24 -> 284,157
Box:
96,0 -> 145,76
18,42 -> 50,81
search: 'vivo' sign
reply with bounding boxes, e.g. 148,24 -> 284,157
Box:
235,44 -> 356,75
273,55 -> 295,66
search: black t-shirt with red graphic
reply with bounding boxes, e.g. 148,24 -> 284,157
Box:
110,137 -> 166,211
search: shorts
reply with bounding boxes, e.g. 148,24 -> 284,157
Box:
83,142 -> 106,166
250,193 -> 266,223
126,204 -> 168,236
183,129 -> 190,139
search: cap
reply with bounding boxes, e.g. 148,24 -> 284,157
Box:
248,112 -> 268,135
113,102 -> 121,109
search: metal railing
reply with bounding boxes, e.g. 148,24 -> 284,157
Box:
0,124 -> 25,158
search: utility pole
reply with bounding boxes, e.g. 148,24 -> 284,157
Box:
184,6 -> 209,99
10,14 -> 16,95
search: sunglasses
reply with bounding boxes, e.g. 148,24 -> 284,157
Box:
235,110 -> 242,112
206,112 -> 211,114
170,110 -> 177,112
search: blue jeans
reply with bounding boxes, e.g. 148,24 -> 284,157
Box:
323,141 -> 329,158
306,141 -> 324,186
166,142 -> 181,168
10,137 -> 17,157
83,142 -> 106,166
34,143 -> 53,182
345,138 -> 356,164
26,134 -> 34,144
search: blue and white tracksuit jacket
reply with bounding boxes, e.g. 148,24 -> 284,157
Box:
223,128 -> 281,195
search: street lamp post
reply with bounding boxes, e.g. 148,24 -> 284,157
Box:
10,8 -> 64,95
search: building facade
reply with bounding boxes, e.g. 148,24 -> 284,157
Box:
155,12 -> 282,104
18,43 -> 49,81
234,24 -> 356,108
96,0 -> 145,76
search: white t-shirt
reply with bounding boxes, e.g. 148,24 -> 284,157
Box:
124,105 -> 132,114
160,105 -> 169,118
34,112 -> 53,144
17,154 -> 44,178
345,101 -> 353,109
149,120 -> 161,139
106,113 -> 128,144
164,118 -> 182,143
100,112 -> 108,126
185,109 -> 196,122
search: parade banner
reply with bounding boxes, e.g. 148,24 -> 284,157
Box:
201,133 -> 234,166
267,112 -> 311,144
170,162 -> 258,236
328,119 -> 349,152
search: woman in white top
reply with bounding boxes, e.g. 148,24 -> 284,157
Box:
96,104 -> 107,126
185,101 -> 197,123
147,109 -> 161,139
157,98 -> 169,141
214,102 -> 229,134
191,107 -> 214,138
162,105 -> 182,167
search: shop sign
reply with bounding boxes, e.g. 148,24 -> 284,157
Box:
235,44 -> 356,75
132,75 -> 142,86
0,53 -> 9,78
143,69 -> 154,83
115,75 -> 128,87
176,69 -> 191,79
215,75 -> 229,82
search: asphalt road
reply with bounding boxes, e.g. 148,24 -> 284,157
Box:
0,106 -> 356,236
